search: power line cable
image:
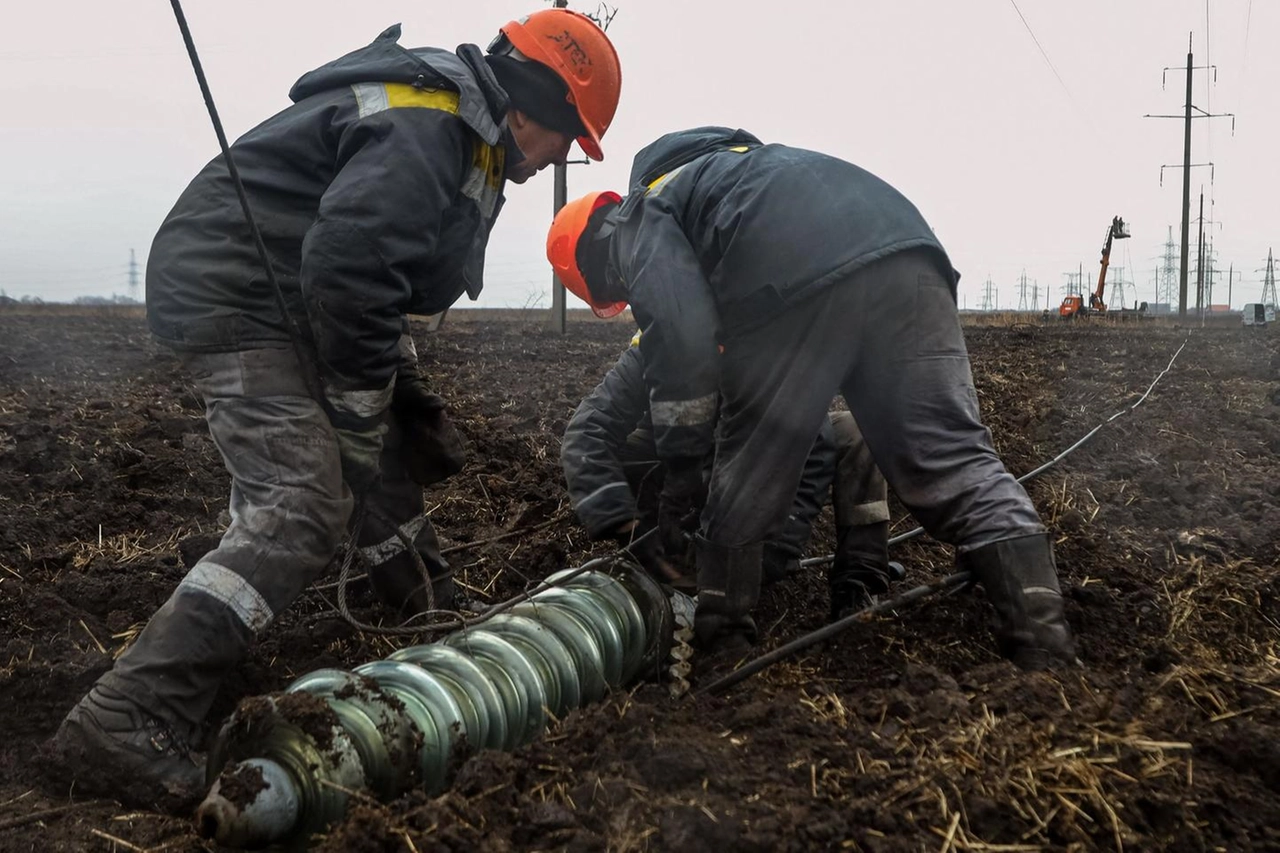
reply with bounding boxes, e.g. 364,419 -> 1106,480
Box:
1205,1 -> 1214,169
1006,0 -> 1080,112
0,263 -> 128,276
0,275 -> 130,287
1243,0 -> 1252,72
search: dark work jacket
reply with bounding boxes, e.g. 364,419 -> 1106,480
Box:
146,26 -> 512,430
611,126 -> 956,458
562,342 -> 836,545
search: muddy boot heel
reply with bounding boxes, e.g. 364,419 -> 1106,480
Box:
692,538 -> 763,654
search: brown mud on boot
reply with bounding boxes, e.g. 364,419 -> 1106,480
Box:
689,633 -> 756,683
53,686 -> 205,812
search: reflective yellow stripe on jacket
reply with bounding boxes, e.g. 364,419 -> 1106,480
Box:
351,82 -> 460,118
645,145 -> 752,197
350,83 -> 504,218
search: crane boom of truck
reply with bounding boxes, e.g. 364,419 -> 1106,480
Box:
1060,216 -> 1131,319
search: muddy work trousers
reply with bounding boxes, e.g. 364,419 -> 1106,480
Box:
99,347 -> 448,740
704,249 -> 1044,552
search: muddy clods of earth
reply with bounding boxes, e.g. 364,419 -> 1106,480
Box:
1,309 -> 1277,851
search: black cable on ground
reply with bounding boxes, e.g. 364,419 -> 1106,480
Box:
801,337 -> 1191,566
697,572 -> 971,697
703,336 -> 1192,697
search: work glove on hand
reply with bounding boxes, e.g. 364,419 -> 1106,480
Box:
761,540 -> 801,587
657,457 -> 707,563
392,372 -> 466,487
335,425 -> 385,494
614,523 -> 694,590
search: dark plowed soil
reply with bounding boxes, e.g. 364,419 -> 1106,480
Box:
0,309 -> 1276,852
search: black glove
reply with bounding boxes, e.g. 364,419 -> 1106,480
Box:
335,425 -> 385,494
392,373 -> 466,486
761,540 -> 801,586
614,524 -> 694,591
657,457 -> 707,562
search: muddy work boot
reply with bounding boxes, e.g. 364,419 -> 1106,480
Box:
54,685 -> 205,811
368,559 -> 457,618
959,533 -> 1077,670
362,516 -> 457,618
828,522 -> 905,620
693,537 -> 763,656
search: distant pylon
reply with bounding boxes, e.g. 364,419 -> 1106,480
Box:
1108,265 -> 1130,309
128,249 -> 140,302
980,277 -> 997,312
1060,270 -> 1083,297
1261,249 -> 1278,308
1017,270 -> 1031,311
1157,226 -> 1178,307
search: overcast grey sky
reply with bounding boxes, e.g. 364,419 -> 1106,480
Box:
0,1 -> 1273,310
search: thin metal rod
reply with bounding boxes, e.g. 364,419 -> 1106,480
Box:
168,0 -> 319,399
696,572 -> 971,696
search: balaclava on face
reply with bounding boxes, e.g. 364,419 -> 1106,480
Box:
484,53 -> 585,138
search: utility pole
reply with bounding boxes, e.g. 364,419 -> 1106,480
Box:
1227,263 -> 1233,308
1144,34 -> 1234,322
1179,40 -> 1193,322
546,0 -> 571,333
546,0 -> 617,333
548,162 -> 568,332
128,249 -> 139,302
1195,191 -> 1205,321
1017,270 -> 1030,311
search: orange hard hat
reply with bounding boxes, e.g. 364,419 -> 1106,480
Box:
499,9 -> 621,161
547,190 -> 625,318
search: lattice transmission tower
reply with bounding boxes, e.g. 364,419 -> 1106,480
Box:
1156,226 -> 1178,307
1108,265 -> 1134,310
1017,270 -> 1033,311
980,277 -> 998,312
1260,249 -> 1278,308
